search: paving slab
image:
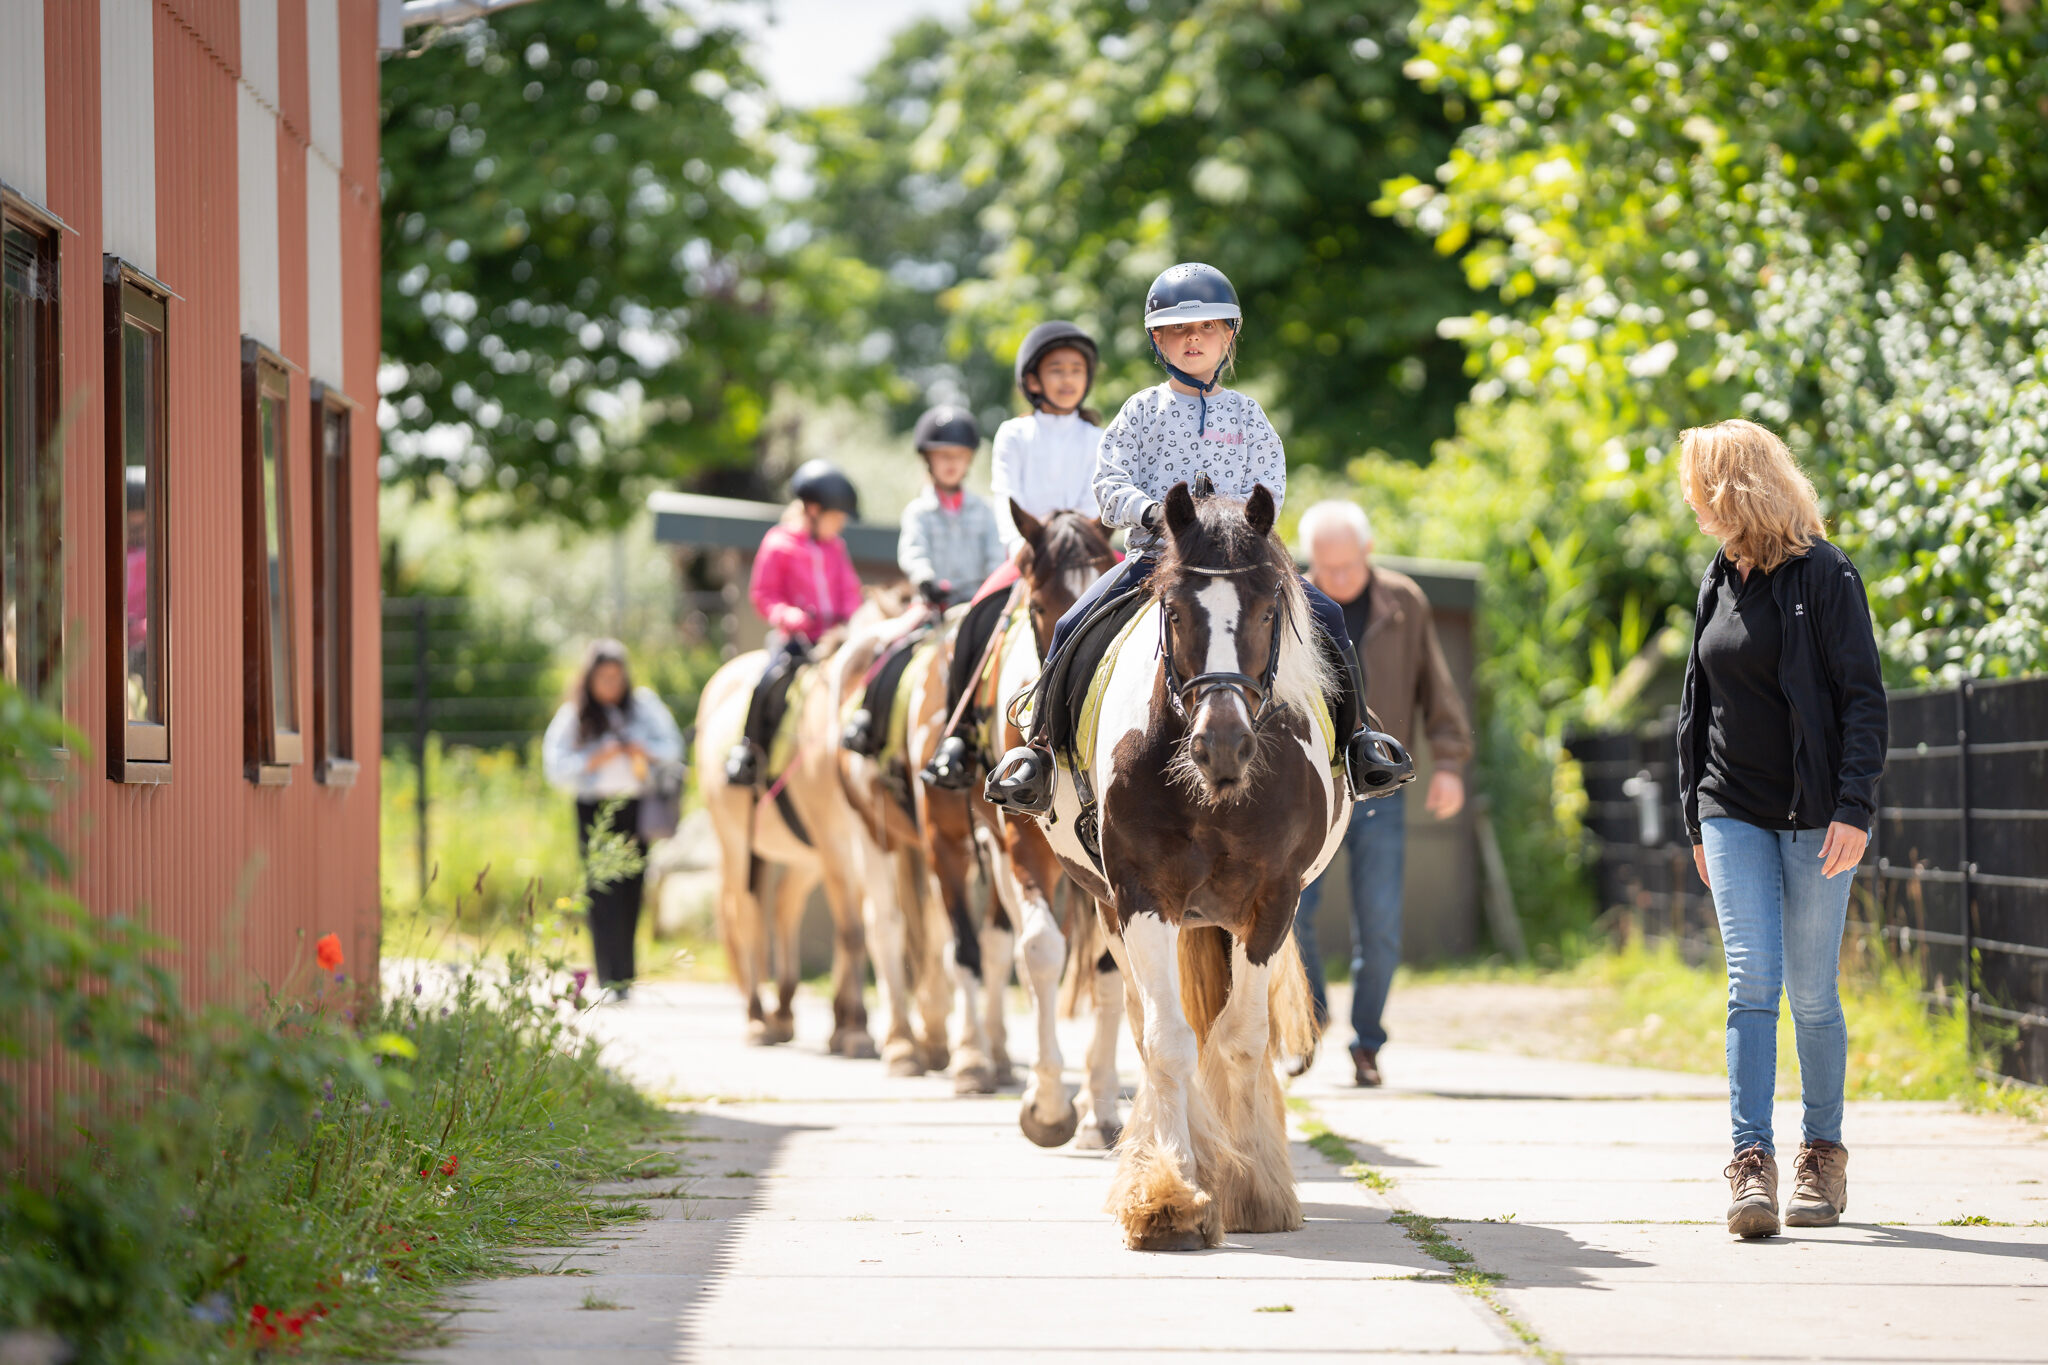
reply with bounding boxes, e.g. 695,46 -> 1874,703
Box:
409,977 -> 2048,1364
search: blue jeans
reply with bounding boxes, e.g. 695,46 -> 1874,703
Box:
1701,816 -> 1855,1156
1291,796 -> 1406,1052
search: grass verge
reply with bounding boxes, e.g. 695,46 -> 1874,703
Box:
1403,939 -> 2045,1124
1303,1110 -> 1559,1364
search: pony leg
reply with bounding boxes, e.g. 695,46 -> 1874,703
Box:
1012,887 -> 1077,1148
929,811 -> 998,1095
979,898 -> 1015,1085
764,863 -> 812,1045
1075,949 -> 1126,1151
1106,913 -> 1220,1250
904,848 -> 955,1076
1200,939 -> 1301,1234
851,822 -> 921,1075
820,862 -> 877,1060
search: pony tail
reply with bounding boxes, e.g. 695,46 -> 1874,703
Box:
1177,925 -> 1234,1048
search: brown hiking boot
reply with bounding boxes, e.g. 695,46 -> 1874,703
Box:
1350,1045 -> 1382,1088
1724,1146 -> 1780,1239
1785,1140 -> 1848,1227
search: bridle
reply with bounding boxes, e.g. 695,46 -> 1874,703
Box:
1157,562 -> 1287,725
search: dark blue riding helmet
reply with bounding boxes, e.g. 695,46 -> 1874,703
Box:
1144,262 -> 1242,329
912,404 -> 981,453
1014,320 -> 1099,410
1143,263 -> 1242,433
789,459 -> 860,517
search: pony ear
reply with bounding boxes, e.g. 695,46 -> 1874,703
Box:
1163,482 -> 1199,539
1191,472 -> 1216,499
1010,500 -> 1045,546
1244,484 -> 1276,538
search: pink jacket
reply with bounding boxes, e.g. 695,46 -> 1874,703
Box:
749,522 -> 863,642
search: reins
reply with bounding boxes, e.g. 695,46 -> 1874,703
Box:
1156,562 -> 1288,725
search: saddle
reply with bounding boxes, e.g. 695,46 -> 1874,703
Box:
1038,585 -> 1153,757
842,632 -> 943,813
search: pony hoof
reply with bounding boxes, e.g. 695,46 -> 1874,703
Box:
920,1046 -> 951,1074
1073,1120 -> 1121,1152
1127,1225 -> 1208,1253
744,1020 -> 772,1047
954,1064 -> 997,1096
1019,1103 -> 1081,1148
838,1031 -> 879,1060
885,1053 -> 926,1078
764,1013 -> 795,1045
992,1063 -> 1018,1089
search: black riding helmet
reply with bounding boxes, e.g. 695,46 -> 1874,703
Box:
912,404 -> 981,453
1144,262 -> 1242,434
1014,320 -> 1099,411
789,459 -> 860,517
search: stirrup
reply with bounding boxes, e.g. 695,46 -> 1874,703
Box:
724,741 -> 762,788
920,735 -> 975,790
841,708 -> 881,757
1345,728 -> 1414,799
984,744 -> 1056,816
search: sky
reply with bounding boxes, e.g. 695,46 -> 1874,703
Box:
738,0 -> 973,107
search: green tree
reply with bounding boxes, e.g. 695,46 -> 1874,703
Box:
380,1 -> 777,524
807,0 -> 1479,465
787,19 -> 1011,429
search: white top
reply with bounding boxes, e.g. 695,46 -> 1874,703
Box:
541,686 -> 684,800
1093,384 -> 1286,554
988,410 -> 1104,552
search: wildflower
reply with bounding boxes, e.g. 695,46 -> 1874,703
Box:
334,971 -> 348,984
187,1292 -> 232,1324
413,981 -> 423,996
440,1154 -> 460,1177
572,968 -> 590,996
315,933 -> 345,972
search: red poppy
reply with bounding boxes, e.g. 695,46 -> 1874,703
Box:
439,1154 -> 459,1177
315,933 -> 345,972
250,1305 -> 270,1324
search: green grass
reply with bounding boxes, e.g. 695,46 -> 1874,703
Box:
1406,938 -> 2045,1123
3,913 -> 680,1361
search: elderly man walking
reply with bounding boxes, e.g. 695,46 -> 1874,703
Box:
1293,501 -> 1473,1086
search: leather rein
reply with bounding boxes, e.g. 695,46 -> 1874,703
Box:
1156,562 -> 1288,725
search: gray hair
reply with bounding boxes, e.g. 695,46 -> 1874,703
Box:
1296,499 -> 1374,557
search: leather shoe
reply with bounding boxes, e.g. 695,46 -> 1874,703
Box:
1349,1045 -> 1382,1088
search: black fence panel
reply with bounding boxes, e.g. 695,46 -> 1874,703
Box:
1571,675 -> 2048,1087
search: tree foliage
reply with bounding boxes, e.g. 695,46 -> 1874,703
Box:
380,0 -> 778,523
804,0 -> 1479,465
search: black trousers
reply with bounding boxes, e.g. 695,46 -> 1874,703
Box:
942,590 -> 1013,738
576,797 -> 648,986
741,634 -> 811,756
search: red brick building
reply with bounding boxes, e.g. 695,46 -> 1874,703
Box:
1,0 -> 384,1056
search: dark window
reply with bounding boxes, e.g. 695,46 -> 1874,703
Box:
1,206 -> 62,706
105,260 -> 170,781
310,384 -> 355,785
243,341 -> 301,782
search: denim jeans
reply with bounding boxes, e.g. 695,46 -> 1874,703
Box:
1291,795 -> 1406,1052
1701,816 -> 1855,1156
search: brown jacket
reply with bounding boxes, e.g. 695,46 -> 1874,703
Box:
1319,564 -> 1472,776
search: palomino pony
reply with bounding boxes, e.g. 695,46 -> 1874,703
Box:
1039,482 -> 1343,1250
695,616 -> 888,1059
908,506 -> 1128,1138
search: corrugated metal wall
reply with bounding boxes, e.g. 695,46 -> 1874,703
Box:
36,0 -> 383,1038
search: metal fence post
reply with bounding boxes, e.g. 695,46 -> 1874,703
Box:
1957,679 -> 1975,1058
415,597 -> 430,903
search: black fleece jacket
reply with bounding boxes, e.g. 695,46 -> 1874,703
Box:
1678,539 -> 1888,846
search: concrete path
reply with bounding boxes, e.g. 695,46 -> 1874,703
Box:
409,980 -> 2048,1364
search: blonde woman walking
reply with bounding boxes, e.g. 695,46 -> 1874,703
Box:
1676,420 -> 1887,1239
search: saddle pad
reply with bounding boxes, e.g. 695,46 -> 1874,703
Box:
1064,603 -> 1341,778
882,637 -> 941,767
764,663 -> 816,781
972,594 -> 1032,754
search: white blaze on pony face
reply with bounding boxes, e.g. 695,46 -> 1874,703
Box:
1192,579 -> 1251,730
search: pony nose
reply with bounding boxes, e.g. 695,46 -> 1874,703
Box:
1191,727 -> 1253,773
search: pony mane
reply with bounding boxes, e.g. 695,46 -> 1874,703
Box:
1030,509 -> 1114,573
1151,496 -> 1335,720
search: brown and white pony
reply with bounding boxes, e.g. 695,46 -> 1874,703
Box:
695,617 -> 889,1058
909,507 -> 1128,1135
834,606 -> 957,1077
1039,482 -> 1340,1250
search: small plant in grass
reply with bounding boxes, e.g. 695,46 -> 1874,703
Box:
1254,1304 -> 1294,1313
1939,1214 -> 2008,1227
579,1291 -> 628,1311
